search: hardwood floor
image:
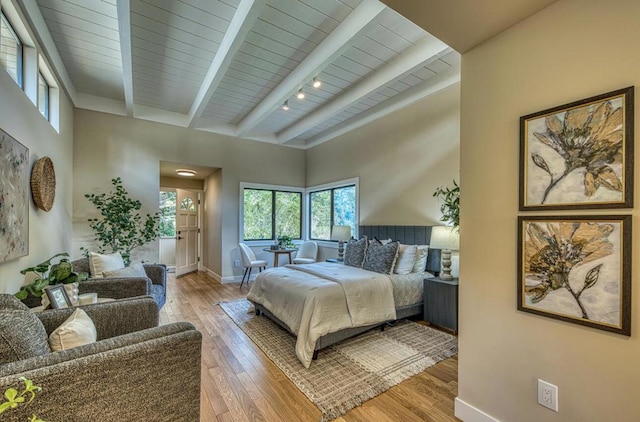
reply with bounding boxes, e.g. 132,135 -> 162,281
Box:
160,271 -> 460,422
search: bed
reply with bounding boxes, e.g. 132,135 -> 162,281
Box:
247,225 -> 440,368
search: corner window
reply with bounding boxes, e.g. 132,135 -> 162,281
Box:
309,183 -> 357,241
0,12 -> 22,87
38,72 -> 49,120
242,187 -> 302,241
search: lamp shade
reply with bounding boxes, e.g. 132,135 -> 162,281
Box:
331,225 -> 352,242
430,226 -> 459,250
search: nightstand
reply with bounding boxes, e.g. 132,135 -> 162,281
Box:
424,277 -> 458,334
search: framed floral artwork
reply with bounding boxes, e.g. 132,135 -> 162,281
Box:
517,215 -> 631,335
519,87 -> 634,210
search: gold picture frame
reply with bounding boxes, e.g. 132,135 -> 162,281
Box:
517,215 -> 631,335
519,87 -> 634,210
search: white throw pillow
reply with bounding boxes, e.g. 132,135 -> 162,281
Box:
102,263 -> 147,278
412,245 -> 429,273
89,252 -> 125,278
49,308 -> 97,352
394,244 -> 418,275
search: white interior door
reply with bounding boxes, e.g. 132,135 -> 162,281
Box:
175,189 -> 199,276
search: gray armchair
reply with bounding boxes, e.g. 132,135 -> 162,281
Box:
0,294 -> 201,421
72,258 -> 167,308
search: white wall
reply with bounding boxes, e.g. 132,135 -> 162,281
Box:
73,109 -> 305,280
459,0 -> 640,420
0,68 -> 74,294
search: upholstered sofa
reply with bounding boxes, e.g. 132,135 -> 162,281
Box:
0,294 -> 201,421
72,258 -> 167,308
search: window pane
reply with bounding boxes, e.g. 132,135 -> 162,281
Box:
0,14 -> 21,86
310,190 -> 331,240
38,72 -> 49,119
159,191 -> 176,237
275,191 -> 301,239
334,186 -> 356,237
243,189 -> 272,240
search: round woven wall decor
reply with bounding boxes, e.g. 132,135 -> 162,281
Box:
31,156 -> 56,211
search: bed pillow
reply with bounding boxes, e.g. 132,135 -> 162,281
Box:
394,244 -> 418,275
363,239 -> 399,274
344,236 -> 368,268
412,245 -> 429,273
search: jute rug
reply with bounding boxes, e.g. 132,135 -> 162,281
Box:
219,299 -> 458,421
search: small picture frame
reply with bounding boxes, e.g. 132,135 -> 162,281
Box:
45,284 -> 72,309
519,86 -> 634,210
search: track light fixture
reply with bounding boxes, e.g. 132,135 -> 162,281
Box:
312,77 -> 321,88
296,89 -> 305,100
282,100 -> 289,111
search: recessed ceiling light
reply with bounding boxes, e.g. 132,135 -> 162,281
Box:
282,100 -> 289,111
176,169 -> 196,177
312,77 -> 321,88
296,89 -> 305,100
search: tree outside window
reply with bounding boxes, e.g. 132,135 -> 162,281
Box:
159,191 -> 176,237
310,185 -> 356,241
243,188 -> 301,241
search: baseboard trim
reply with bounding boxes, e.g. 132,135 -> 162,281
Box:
455,398 -> 500,422
220,273 -> 260,284
201,266 -> 222,282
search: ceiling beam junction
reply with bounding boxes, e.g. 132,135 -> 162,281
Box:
236,0 -> 386,137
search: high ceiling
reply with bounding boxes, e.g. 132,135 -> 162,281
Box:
29,0 -> 461,149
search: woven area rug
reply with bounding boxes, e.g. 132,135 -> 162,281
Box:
219,299 -> 458,421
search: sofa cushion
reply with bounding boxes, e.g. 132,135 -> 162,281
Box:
89,251 -> 125,278
103,263 -> 147,279
150,284 -> 165,306
49,308 -> 97,352
0,309 -> 51,364
0,293 -> 29,311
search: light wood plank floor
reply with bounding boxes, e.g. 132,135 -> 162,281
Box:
160,271 -> 460,422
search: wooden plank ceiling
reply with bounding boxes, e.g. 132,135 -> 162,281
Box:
32,0 -> 460,148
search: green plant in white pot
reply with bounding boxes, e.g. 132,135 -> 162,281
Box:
82,177 -> 160,265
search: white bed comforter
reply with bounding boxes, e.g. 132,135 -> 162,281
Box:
246,262 -> 396,368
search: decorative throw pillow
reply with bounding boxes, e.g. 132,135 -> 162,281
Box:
344,236 -> 368,268
49,308 -> 97,352
394,244 -> 418,275
89,251 -> 125,278
0,309 -> 51,364
363,239 -> 399,274
102,263 -> 147,278
412,245 -> 429,273
374,237 -> 392,245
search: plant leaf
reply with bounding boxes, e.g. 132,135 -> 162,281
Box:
583,264 -> 602,291
531,153 -> 552,175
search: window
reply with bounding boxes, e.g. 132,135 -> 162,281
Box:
309,183 -> 357,241
0,12 -> 22,87
38,72 -> 49,120
242,187 -> 302,241
159,191 -> 176,237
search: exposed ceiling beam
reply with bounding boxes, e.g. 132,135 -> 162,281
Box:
236,0 -> 385,137
278,40 -> 451,143
18,0 -> 78,105
187,0 -> 266,129
304,65 -> 460,148
116,0 -> 133,117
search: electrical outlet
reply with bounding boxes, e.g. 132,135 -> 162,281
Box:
537,379 -> 558,412
234,259 -> 240,267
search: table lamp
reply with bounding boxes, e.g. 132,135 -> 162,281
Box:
429,226 -> 459,281
331,225 -> 352,261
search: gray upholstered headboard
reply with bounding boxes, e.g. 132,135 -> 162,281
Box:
358,225 -> 441,275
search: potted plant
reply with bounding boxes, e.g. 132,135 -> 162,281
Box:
277,235 -> 293,249
82,177 -> 160,265
14,253 -> 83,307
433,179 -> 460,231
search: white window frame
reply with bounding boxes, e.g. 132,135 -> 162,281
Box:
239,182 -> 306,247
306,177 -> 359,248
37,70 -> 48,119
0,10 -> 22,88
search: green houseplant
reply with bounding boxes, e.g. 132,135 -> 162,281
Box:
433,179 -> 460,230
14,253 -> 82,306
82,177 -> 160,265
